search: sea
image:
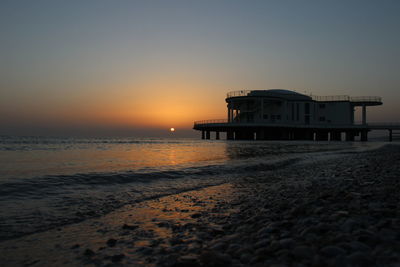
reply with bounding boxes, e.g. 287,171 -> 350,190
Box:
0,136 -> 386,241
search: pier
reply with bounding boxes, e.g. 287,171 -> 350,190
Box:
194,89 -> 399,141
194,120 -> 400,141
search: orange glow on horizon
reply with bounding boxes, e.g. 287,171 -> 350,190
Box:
78,80 -> 227,128
3,79 -> 226,130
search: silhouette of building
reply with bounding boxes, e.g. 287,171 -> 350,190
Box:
193,89 -> 394,141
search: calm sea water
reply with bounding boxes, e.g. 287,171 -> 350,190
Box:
0,136 -> 384,240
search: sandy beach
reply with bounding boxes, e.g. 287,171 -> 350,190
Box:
1,144 -> 399,266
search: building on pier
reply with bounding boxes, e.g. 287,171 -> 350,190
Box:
193,89 -> 393,141
226,89 -> 380,126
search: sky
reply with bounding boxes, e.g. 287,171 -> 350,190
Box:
1,0 -> 399,137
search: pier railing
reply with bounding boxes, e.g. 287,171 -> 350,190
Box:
311,95 -> 382,103
194,120 -> 400,129
194,120 -> 361,128
226,90 -> 381,103
349,96 -> 382,103
194,119 -> 228,125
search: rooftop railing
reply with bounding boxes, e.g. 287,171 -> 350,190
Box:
226,90 -> 252,98
310,95 -> 349,101
226,90 -> 381,103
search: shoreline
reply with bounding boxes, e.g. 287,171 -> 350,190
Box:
0,183 -> 240,266
1,144 -> 399,266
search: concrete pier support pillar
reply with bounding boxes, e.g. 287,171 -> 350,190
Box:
316,131 -> 329,141
362,105 -> 367,125
206,131 -> 210,140
227,131 -> 234,140
360,130 -> 368,141
201,130 -> 205,139
288,131 -> 294,140
331,131 -> 342,141
216,131 -> 220,140
346,131 -> 355,141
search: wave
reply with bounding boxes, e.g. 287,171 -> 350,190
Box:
0,136 -> 195,147
0,141 -> 386,240
0,157 -> 301,200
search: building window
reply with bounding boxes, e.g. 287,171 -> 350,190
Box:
296,103 -> 300,121
319,104 -> 326,108
319,116 -> 326,122
263,114 -> 268,119
277,115 -> 281,120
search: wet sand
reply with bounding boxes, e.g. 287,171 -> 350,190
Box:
1,144 -> 399,266
0,183 -> 242,266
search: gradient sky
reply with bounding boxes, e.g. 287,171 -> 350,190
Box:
1,0 -> 399,137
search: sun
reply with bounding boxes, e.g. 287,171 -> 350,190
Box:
170,127 -> 175,132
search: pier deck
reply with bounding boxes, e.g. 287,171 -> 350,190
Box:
193,121 -> 400,141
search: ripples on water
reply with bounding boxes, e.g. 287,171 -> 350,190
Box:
0,136 -> 382,240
